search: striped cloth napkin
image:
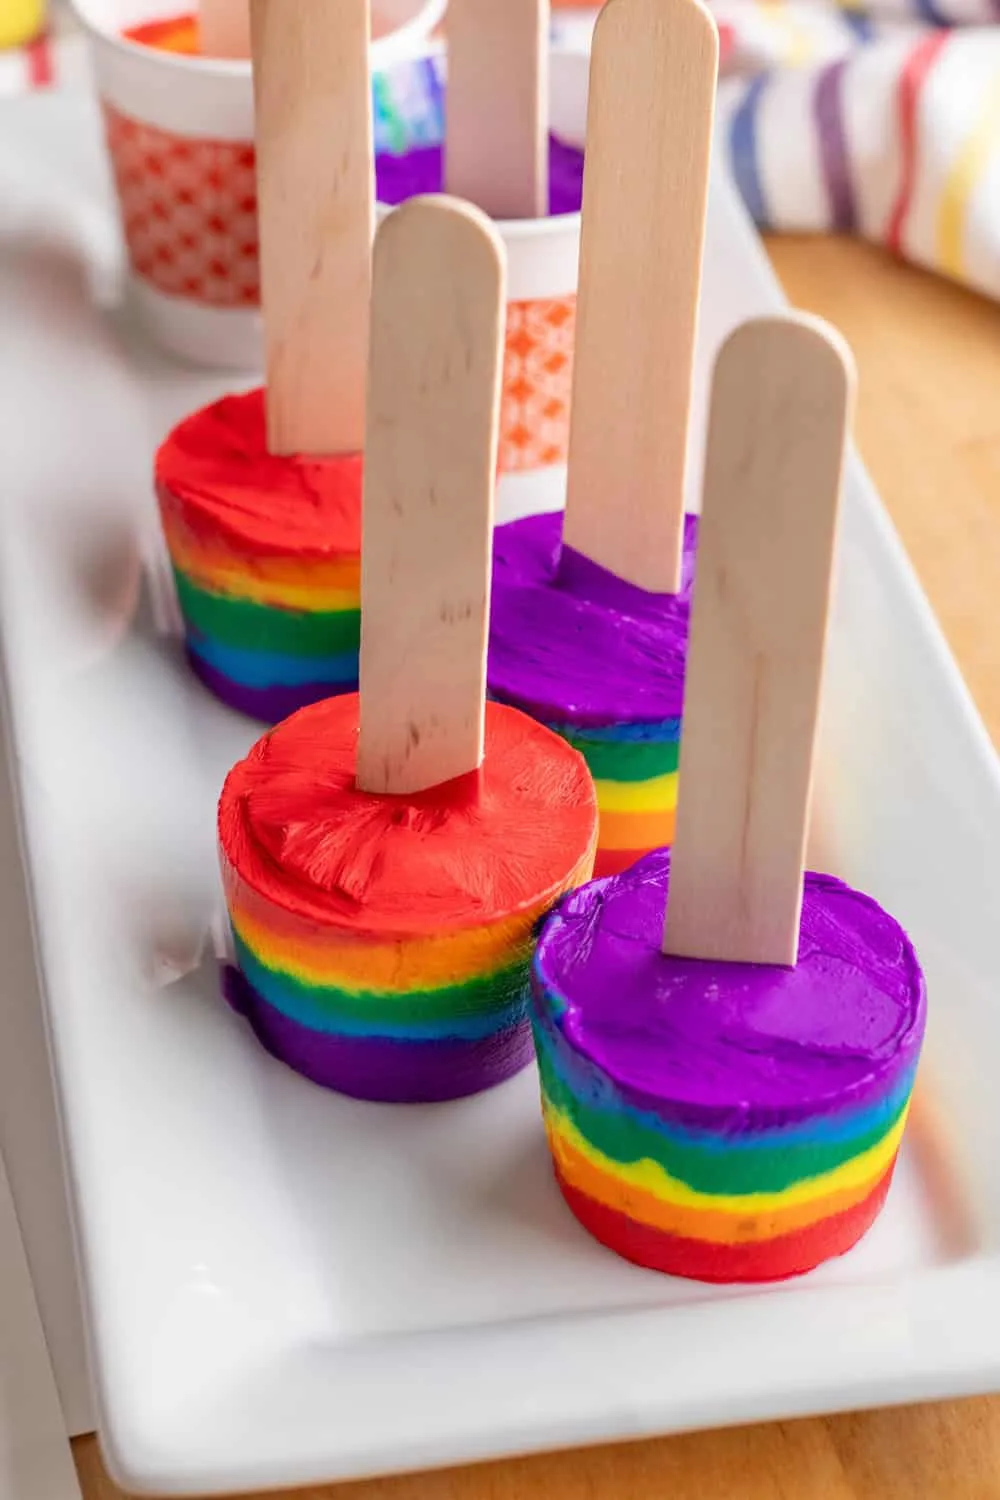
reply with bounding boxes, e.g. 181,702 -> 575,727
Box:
554,1 -> 1000,302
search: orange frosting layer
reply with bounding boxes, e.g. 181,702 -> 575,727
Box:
598,804 -> 677,852
226,877 -> 565,990
547,1123 -> 899,1244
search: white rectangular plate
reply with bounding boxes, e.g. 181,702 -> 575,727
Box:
4,89 -> 1000,1499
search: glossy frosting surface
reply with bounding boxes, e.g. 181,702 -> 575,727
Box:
534,848 -> 927,1130
219,694 -> 598,937
156,388 -> 362,559
489,512 -> 698,726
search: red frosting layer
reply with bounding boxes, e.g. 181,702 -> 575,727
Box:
556,1168 -> 896,1283
155,388 -> 363,561
219,694 -> 599,937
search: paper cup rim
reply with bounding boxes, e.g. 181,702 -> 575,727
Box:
376,201 -> 583,242
375,43 -> 587,241
69,0 -> 448,78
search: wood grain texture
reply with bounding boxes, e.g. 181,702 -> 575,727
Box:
69,1399 -> 1000,1500
561,0 -> 717,593
198,0 -> 250,58
772,235 -> 1000,751
73,237 -> 1000,1500
445,0 -> 550,219
356,197 -> 505,796
663,314 -> 855,965
251,0 -> 374,455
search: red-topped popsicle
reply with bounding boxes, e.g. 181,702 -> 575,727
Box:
219,198 -> 598,1102
156,0 -> 372,721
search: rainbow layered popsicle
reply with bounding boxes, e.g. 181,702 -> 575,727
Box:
155,0 -> 375,722
532,849 -> 926,1282
217,194 -> 600,1103
220,695 -> 596,1101
528,274 -> 926,1280
156,389 -> 362,721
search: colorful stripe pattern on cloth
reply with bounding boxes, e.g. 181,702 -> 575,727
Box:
488,512 -> 697,879
219,696 -> 599,1103
718,21 -> 1000,299
554,3 -> 1000,306
156,388 -> 362,723
531,850 -> 927,1282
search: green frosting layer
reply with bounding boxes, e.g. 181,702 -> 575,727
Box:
534,1023 -> 913,1196
174,569 -> 360,657
557,728 -> 680,783
233,929 -> 529,1027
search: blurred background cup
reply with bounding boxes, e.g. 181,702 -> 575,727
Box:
0,0 -> 46,49
71,0 -> 447,368
491,44 -> 586,517
374,41 -> 588,517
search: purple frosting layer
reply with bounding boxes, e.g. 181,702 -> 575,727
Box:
186,648 -> 355,726
375,135 -> 585,216
489,511 -> 699,726
534,849 -> 926,1131
222,966 -> 534,1103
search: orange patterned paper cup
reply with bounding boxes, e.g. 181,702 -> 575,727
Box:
72,0 -> 447,369
376,45 -> 588,518
484,47 -> 586,518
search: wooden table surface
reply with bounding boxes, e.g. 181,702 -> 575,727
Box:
74,234 -> 1000,1499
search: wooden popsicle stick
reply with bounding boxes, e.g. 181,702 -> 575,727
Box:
250,0 -> 374,455
663,314 -> 856,967
198,0 -> 250,59
445,0 -> 550,220
356,198 -> 506,797
561,0 -> 718,594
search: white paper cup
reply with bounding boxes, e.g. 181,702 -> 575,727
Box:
496,49 -> 586,517
72,0 -> 447,369
377,45 -> 588,517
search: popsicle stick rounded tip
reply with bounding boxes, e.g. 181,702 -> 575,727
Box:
445,0 -> 550,220
662,309 -> 856,969
592,0 -> 719,71
358,193 -> 507,798
563,0 -> 718,595
714,313 -> 858,410
375,195 -> 506,279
